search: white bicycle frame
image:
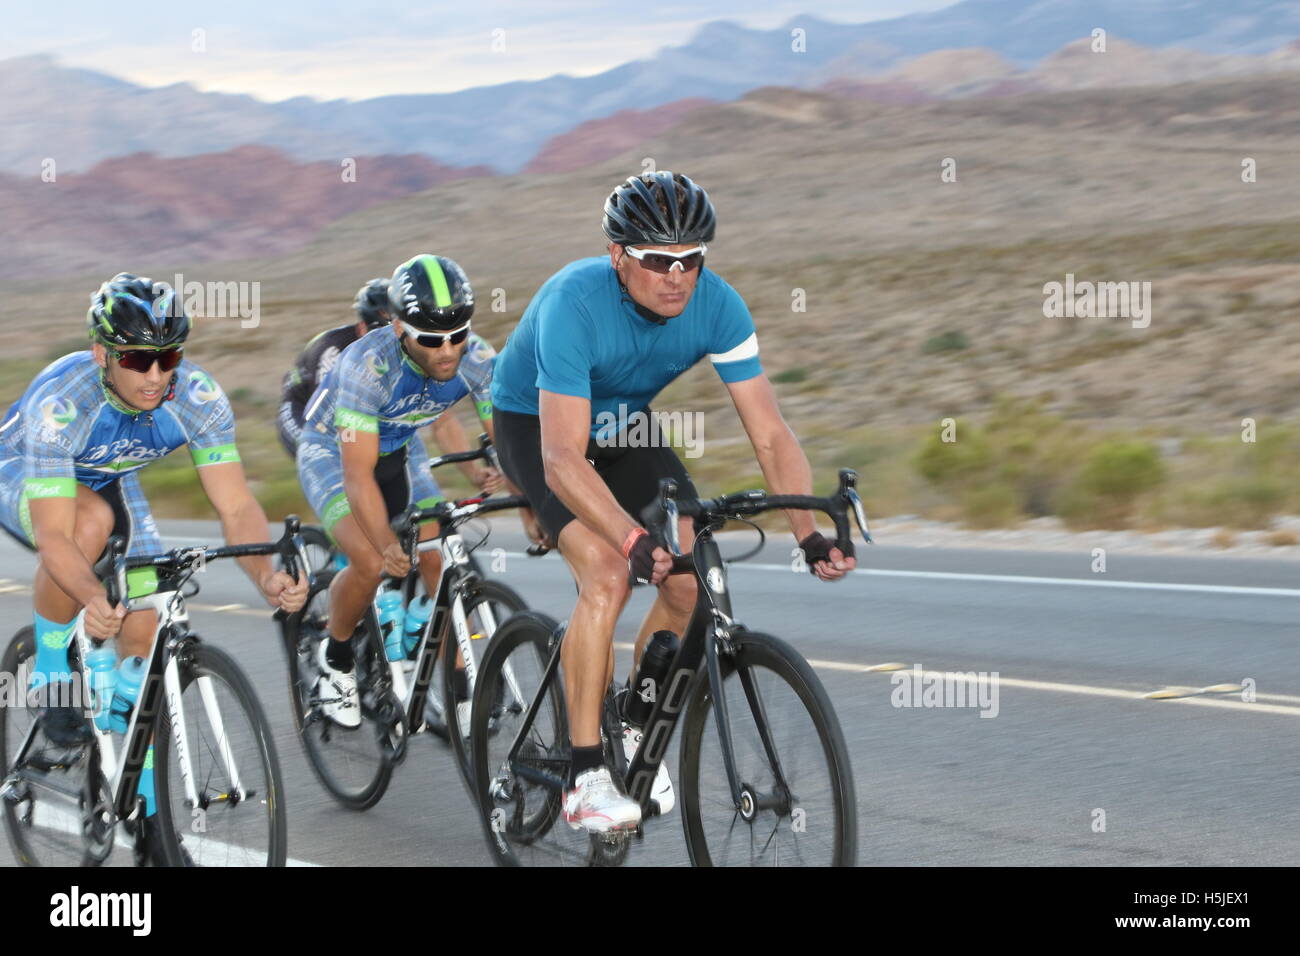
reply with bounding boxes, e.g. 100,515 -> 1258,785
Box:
378,518 -> 520,725
70,587 -> 244,821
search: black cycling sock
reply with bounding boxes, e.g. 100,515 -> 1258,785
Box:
324,635 -> 354,671
453,668 -> 469,702
569,745 -> 604,787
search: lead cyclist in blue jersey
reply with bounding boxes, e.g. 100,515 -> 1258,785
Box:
491,171 -> 855,834
296,254 -> 536,727
0,273 -> 307,862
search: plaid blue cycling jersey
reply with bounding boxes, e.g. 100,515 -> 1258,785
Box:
490,257 -> 763,440
0,352 -> 238,557
300,327 -> 495,455
0,351 -> 239,498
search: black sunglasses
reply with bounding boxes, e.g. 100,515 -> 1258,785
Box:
110,347 -> 184,373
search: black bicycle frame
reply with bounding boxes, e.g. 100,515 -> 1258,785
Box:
502,522 -> 788,817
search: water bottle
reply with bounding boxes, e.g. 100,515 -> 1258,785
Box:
85,643 -> 118,733
333,551 -> 350,571
402,595 -> 434,657
622,630 -> 679,728
376,589 -> 406,662
108,656 -> 147,734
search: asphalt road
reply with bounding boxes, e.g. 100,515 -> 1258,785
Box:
1,519 -> 1296,866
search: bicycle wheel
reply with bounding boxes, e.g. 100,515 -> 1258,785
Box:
679,630 -> 857,866
298,524 -> 339,578
0,627 -> 106,867
442,579 -> 528,786
471,610 -> 579,866
282,571 -> 393,810
154,641 -> 287,866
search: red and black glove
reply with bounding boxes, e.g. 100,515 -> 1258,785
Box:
623,528 -> 659,584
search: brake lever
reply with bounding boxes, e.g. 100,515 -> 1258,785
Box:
665,497 -> 682,555
847,488 -> 873,545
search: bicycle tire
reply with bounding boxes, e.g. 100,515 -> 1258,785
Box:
442,579 -> 528,787
154,641 -> 288,866
298,524 -> 339,578
470,610 -> 570,866
678,629 -> 857,867
0,626 -> 104,867
281,570 -> 393,810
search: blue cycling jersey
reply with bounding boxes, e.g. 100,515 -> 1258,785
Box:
300,327 -> 496,455
490,257 -> 762,439
0,351 -> 239,498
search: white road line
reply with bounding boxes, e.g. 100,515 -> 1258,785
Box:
503,552 -> 1300,597
618,643 -> 1300,718
807,660 -> 1300,718
26,803 -> 319,866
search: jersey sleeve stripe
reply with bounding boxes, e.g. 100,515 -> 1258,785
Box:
708,332 -> 759,365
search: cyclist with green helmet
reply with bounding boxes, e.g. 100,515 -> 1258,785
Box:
0,273 -> 308,863
295,254 -> 526,727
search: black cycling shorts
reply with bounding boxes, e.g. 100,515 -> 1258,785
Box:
494,407 -> 698,542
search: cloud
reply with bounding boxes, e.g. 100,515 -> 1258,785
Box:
5,1 -> 954,99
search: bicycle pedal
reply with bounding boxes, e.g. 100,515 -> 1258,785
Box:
0,774 -> 25,804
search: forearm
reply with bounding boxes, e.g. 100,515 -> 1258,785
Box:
752,425 -> 818,541
544,448 -> 637,553
344,470 -> 398,554
216,492 -> 277,593
430,413 -> 478,483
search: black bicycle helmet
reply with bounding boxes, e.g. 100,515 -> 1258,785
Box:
388,254 -> 474,333
87,273 -> 190,348
602,171 -> 716,247
353,278 -> 392,330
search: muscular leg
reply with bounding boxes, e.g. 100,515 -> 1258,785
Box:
556,520 -> 632,749
31,484 -> 114,623
325,514 -> 384,643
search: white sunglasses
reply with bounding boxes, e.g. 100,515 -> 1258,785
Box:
622,244 -> 707,273
398,319 -> 472,347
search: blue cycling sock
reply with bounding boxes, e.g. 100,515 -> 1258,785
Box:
139,744 -> 156,817
30,612 -> 75,690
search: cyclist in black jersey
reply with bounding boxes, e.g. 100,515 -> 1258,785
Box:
277,279 -> 392,458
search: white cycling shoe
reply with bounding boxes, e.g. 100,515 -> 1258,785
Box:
562,767 -> 641,833
622,723 -> 675,815
315,640 -> 361,729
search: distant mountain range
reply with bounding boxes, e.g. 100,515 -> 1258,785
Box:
2,0 -> 1298,176
0,147 -> 488,278
4,25 -> 1300,279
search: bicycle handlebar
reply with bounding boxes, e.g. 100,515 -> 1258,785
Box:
390,494 -> 533,564
97,516 -> 307,612
426,432 -> 499,472
638,468 -> 873,572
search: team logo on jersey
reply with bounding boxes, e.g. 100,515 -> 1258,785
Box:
364,352 -> 390,378
38,396 -> 77,431
187,371 -> 221,404
319,346 -> 341,376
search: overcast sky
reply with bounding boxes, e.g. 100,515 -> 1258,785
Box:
3,1 -> 954,101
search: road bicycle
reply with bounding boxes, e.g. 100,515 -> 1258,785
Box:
279,490 -> 533,810
471,469 -> 871,866
0,519 -> 305,866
